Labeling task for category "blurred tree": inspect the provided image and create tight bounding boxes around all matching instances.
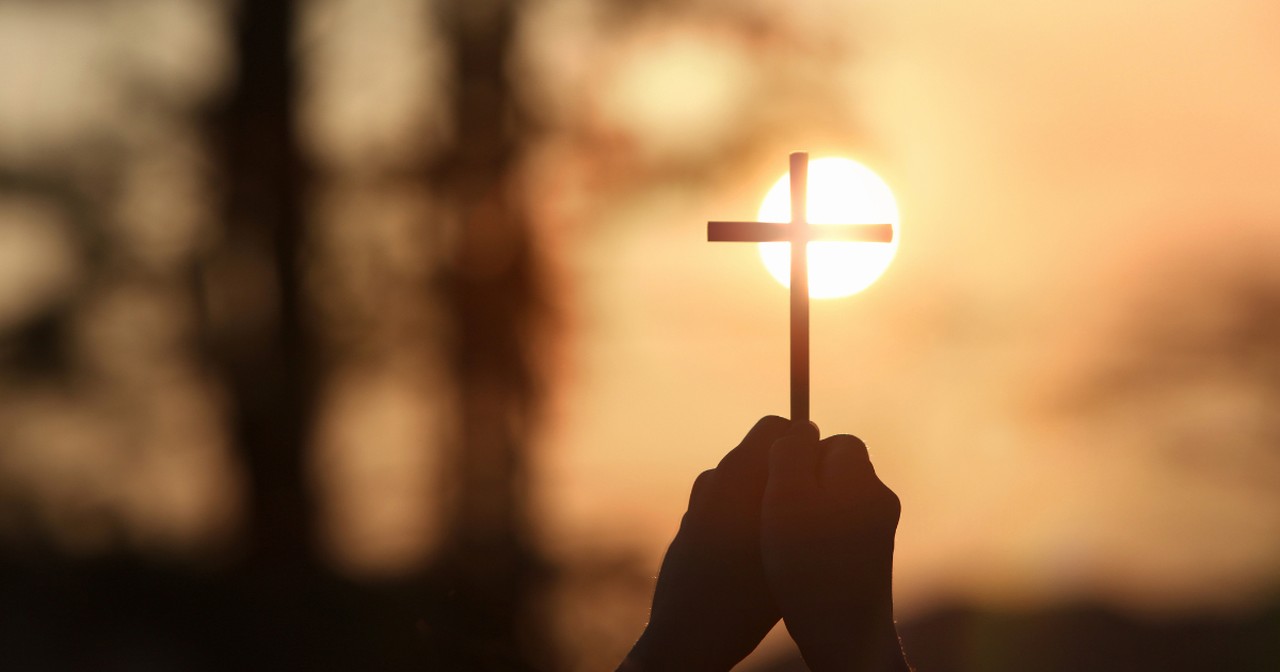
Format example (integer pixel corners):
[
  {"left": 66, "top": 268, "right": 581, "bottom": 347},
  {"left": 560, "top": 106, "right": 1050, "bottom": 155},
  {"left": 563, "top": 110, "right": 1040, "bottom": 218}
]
[
  {"left": 423, "top": 1, "right": 557, "bottom": 669},
  {"left": 200, "top": 0, "right": 317, "bottom": 573}
]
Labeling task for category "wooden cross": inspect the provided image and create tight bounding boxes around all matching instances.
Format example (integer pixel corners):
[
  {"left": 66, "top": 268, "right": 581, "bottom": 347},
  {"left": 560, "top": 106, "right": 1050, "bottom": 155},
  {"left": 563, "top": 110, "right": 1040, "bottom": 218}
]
[{"left": 707, "top": 152, "right": 894, "bottom": 423}]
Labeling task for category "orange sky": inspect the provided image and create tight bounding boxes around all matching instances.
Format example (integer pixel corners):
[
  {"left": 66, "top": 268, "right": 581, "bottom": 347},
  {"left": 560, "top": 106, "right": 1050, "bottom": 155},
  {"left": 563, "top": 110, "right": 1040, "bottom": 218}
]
[{"left": 540, "top": 0, "right": 1280, "bottom": 619}]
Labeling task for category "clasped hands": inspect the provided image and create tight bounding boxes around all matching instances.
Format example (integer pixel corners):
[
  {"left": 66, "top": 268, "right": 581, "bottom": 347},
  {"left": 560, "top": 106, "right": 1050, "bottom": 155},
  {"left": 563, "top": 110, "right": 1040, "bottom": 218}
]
[{"left": 618, "top": 417, "right": 910, "bottom": 672}]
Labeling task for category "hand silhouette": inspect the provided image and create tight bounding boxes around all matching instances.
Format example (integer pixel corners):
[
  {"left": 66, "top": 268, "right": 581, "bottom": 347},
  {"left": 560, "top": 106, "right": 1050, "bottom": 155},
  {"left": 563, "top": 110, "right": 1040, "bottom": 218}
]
[
  {"left": 619, "top": 416, "right": 790, "bottom": 672},
  {"left": 763, "top": 424, "right": 910, "bottom": 672}
]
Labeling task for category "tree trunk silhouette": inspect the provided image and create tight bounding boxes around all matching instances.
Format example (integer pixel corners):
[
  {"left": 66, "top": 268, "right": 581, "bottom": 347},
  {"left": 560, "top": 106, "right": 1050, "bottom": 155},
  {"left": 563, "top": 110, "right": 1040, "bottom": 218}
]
[
  {"left": 201, "top": 0, "right": 316, "bottom": 574},
  {"left": 429, "top": 1, "right": 556, "bottom": 668}
]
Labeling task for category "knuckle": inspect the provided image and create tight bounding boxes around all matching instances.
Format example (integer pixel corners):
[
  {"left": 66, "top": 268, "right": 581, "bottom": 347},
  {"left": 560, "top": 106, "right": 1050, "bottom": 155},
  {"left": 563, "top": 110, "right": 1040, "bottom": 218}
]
[
  {"left": 757, "top": 415, "right": 791, "bottom": 434},
  {"left": 687, "top": 469, "right": 719, "bottom": 509},
  {"left": 691, "top": 469, "right": 717, "bottom": 496},
  {"left": 720, "top": 416, "right": 790, "bottom": 471},
  {"left": 717, "top": 448, "right": 746, "bottom": 472}
]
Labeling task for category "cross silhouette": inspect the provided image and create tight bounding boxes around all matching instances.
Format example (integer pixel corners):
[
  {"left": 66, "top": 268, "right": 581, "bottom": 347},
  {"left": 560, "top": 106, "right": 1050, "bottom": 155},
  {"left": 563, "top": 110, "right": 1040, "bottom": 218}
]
[{"left": 707, "top": 152, "right": 894, "bottom": 423}]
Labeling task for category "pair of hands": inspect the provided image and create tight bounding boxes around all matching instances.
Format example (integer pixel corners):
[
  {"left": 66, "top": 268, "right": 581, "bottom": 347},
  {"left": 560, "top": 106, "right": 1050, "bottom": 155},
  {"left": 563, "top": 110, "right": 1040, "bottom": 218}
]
[{"left": 619, "top": 417, "right": 909, "bottom": 672}]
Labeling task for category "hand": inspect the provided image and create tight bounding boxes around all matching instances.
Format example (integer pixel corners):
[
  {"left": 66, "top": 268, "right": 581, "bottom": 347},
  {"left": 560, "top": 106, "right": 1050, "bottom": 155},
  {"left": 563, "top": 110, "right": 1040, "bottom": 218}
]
[
  {"left": 621, "top": 416, "right": 791, "bottom": 672},
  {"left": 762, "top": 424, "right": 910, "bottom": 672}
]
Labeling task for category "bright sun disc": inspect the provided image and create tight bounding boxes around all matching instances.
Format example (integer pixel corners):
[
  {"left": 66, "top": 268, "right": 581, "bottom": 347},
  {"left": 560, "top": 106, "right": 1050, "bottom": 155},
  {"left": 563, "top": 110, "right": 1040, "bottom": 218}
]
[{"left": 757, "top": 157, "right": 900, "bottom": 299}]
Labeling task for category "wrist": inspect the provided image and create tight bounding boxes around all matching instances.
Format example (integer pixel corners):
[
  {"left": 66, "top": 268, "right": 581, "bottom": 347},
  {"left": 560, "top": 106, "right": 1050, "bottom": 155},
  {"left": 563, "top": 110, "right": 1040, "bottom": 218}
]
[
  {"left": 797, "top": 638, "right": 910, "bottom": 672},
  {"left": 789, "top": 613, "right": 909, "bottom": 672},
  {"left": 622, "top": 626, "right": 738, "bottom": 672}
]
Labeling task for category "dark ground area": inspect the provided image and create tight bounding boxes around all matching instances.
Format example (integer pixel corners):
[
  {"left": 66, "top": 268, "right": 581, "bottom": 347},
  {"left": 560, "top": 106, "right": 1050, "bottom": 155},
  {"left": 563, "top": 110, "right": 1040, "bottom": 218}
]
[
  {"left": 0, "top": 553, "right": 550, "bottom": 672},
  {"left": 5, "top": 552, "right": 1278, "bottom": 671},
  {"left": 751, "top": 600, "right": 1280, "bottom": 672}
]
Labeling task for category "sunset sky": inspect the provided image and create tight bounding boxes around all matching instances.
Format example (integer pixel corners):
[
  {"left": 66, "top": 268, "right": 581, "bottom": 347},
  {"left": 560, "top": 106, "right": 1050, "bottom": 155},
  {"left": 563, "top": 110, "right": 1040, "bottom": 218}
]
[{"left": 536, "top": 0, "right": 1280, "bottom": 617}]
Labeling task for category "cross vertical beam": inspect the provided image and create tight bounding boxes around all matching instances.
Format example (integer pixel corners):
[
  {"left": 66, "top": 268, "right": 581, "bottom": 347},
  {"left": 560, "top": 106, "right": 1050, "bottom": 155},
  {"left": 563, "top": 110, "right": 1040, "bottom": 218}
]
[{"left": 789, "top": 152, "right": 810, "bottom": 423}]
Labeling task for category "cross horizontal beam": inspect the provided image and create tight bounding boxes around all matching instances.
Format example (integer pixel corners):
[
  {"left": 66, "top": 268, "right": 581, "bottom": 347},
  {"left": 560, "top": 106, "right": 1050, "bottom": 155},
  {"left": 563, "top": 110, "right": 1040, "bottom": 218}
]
[{"left": 707, "top": 220, "right": 894, "bottom": 243}]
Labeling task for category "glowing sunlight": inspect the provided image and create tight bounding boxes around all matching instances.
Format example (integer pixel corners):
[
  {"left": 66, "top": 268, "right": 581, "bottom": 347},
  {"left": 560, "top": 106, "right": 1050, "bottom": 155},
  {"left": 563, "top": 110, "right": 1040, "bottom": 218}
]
[{"left": 757, "top": 157, "right": 900, "bottom": 298}]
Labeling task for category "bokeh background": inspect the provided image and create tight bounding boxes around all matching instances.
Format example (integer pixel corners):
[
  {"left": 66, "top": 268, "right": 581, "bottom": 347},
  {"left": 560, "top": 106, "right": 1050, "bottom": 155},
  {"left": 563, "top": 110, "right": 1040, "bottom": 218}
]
[{"left": 2, "top": 0, "right": 1279, "bottom": 670}]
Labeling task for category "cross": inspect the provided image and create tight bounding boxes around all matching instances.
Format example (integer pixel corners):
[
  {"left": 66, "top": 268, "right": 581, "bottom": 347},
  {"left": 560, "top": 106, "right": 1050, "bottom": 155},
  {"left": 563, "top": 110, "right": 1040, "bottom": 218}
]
[{"left": 707, "top": 152, "right": 894, "bottom": 423}]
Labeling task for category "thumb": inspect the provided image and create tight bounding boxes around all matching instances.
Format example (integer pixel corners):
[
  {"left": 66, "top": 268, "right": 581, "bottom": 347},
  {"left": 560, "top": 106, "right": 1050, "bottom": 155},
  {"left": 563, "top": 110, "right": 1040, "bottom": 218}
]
[
  {"left": 767, "top": 421, "right": 822, "bottom": 492},
  {"left": 716, "top": 415, "right": 790, "bottom": 479}
]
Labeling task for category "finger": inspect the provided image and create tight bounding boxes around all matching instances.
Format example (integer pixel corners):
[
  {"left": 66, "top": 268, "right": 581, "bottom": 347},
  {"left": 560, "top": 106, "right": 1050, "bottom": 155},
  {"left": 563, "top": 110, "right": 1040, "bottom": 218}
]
[
  {"left": 767, "top": 422, "right": 822, "bottom": 491},
  {"left": 717, "top": 415, "right": 790, "bottom": 477},
  {"left": 819, "top": 434, "right": 880, "bottom": 492}
]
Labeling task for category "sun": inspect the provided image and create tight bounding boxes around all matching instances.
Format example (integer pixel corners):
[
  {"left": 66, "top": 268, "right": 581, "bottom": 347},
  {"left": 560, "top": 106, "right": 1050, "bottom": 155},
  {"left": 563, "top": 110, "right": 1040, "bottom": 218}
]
[{"left": 757, "top": 157, "right": 900, "bottom": 299}]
